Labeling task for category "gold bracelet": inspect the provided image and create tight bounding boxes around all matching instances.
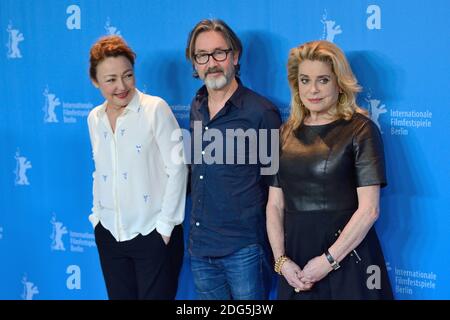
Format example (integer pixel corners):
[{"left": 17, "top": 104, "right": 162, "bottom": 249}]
[{"left": 274, "top": 255, "right": 289, "bottom": 275}]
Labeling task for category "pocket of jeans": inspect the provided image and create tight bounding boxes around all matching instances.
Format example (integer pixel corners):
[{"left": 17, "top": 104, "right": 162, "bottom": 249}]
[{"left": 240, "top": 243, "right": 262, "bottom": 256}]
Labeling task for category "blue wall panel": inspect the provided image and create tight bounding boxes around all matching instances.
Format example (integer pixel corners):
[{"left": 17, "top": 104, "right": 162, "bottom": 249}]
[{"left": 1, "top": 0, "right": 448, "bottom": 299}]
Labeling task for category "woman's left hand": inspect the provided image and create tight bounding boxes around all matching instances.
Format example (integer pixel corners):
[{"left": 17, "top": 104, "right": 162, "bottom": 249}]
[
  {"left": 161, "top": 234, "right": 170, "bottom": 245},
  {"left": 300, "top": 254, "right": 333, "bottom": 284}
]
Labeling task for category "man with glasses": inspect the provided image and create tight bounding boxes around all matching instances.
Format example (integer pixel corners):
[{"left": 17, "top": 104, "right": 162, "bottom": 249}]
[{"left": 185, "top": 19, "right": 281, "bottom": 300}]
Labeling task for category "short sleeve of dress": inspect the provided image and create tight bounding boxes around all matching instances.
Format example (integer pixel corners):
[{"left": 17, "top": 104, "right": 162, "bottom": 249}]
[
  {"left": 353, "top": 119, "right": 387, "bottom": 188},
  {"left": 267, "top": 173, "right": 281, "bottom": 188}
]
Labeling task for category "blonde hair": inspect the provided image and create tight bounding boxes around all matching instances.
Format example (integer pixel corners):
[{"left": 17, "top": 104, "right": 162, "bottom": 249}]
[{"left": 283, "top": 40, "right": 367, "bottom": 142}]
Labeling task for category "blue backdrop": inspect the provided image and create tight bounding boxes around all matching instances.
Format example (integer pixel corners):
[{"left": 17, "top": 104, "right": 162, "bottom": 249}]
[{"left": 1, "top": 0, "right": 449, "bottom": 300}]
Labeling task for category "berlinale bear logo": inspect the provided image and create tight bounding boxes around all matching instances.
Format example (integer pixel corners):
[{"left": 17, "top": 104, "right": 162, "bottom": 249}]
[{"left": 6, "top": 22, "right": 24, "bottom": 59}]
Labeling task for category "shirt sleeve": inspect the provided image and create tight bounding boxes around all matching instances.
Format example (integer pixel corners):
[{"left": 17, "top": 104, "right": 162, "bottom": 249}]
[
  {"left": 353, "top": 119, "right": 387, "bottom": 188},
  {"left": 152, "top": 99, "right": 188, "bottom": 237},
  {"left": 87, "top": 111, "right": 100, "bottom": 228}
]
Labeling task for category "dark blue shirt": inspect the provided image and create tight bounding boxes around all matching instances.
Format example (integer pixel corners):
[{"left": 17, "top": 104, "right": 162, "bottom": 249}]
[{"left": 189, "top": 80, "right": 282, "bottom": 257}]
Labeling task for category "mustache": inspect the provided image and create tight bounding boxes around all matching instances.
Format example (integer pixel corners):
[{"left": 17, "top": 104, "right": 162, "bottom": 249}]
[{"left": 205, "top": 67, "right": 224, "bottom": 76}]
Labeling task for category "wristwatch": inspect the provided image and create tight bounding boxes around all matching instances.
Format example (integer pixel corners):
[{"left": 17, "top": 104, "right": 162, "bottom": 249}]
[{"left": 325, "top": 249, "right": 340, "bottom": 270}]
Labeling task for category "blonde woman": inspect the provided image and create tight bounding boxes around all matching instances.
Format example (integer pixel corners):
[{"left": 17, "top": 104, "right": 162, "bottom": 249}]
[{"left": 267, "top": 40, "right": 393, "bottom": 299}]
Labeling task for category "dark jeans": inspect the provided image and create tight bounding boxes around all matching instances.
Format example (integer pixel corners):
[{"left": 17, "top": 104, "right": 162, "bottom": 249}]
[
  {"left": 190, "top": 244, "right": 272, "bottom": 300},
  {"left": 95, "top": 222, "right": 184, "bottom": 300}
]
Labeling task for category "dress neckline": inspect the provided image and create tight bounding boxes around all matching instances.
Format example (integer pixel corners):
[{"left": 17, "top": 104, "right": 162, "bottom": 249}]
[{"left": 302, "top": 118, "right": 342, "bottom": 127}]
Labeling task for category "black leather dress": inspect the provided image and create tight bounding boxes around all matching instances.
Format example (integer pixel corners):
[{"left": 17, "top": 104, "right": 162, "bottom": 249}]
[{"left": 272, "top": 113, "right": 393, "bottom": 299}]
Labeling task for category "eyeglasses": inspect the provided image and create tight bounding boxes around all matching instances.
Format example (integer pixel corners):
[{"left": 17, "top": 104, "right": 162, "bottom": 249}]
[{"left": 194, "top": 48, "right": 233, "bottom": 65}]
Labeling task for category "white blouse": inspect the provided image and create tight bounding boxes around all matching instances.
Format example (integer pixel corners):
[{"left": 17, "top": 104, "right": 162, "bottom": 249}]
[{"left": 87, "top": 89, "right": 187, "bottom": 242}]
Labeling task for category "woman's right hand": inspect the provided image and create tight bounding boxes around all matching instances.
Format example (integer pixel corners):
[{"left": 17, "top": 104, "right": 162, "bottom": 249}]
[{"left": 281, "top": 259, "right": 314, "bottom": 292}]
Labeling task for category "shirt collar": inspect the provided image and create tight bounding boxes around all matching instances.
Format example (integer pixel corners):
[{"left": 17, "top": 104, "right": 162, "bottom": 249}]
[
  {"left": 98, "top": 88, "right": 140, "bottom": 115},
  {"left": 194, "top": 78, "right": 245, "bottom": 111},
  {"left": 228, "top": 78, "right": 246, "bottom": 108}
]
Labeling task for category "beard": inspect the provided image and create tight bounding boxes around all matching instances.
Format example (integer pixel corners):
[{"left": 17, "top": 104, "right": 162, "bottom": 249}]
[
  {"left": 204, "top": 74, "right": 228, "bottom": 90},
  {"left": 202, "top": 66, "right": 234, "bottom": 90}
]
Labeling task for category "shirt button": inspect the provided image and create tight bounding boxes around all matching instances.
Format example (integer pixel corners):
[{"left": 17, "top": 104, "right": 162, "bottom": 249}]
[
  {"left": 201, "top": 151, "right": 205, "bottom": 155},
  {"left": 199, "top": 175, "right": 204, "bottom": 180},
  {"left": 195, "top": 222, "right": 200, "bottom": 227},
  {"left": 205, "top": 126, "right": 209, "bottom": 130}
]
